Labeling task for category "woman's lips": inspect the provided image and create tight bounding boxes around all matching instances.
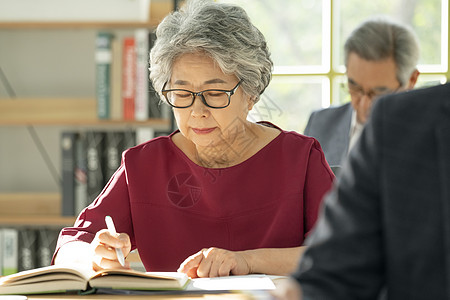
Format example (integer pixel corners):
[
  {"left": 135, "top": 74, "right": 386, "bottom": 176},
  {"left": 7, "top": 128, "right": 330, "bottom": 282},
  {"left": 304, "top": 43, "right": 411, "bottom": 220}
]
[{"left": 192, "top": 127, "right": 215, "bottom": 134}]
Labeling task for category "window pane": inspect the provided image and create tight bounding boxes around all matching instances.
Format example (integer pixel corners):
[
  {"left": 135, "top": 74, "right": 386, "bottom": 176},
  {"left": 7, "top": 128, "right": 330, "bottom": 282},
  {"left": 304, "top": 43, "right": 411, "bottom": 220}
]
[
  {"left": 219, "top": 0, "right": 329, "bottom": 73},
  {"left": 334, "top": 0, "right": 446, "bottom": 72},
  {"left": 249, "top": 76, "right": 328, "bottom": 133},
  {"left": 332, "top": 76, "right": 350, "bottom": 106}
]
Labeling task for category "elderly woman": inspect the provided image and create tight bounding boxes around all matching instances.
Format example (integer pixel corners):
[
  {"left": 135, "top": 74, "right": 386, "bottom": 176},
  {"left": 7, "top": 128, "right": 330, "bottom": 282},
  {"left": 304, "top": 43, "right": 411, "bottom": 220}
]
[{"left": 53, "top": 0, "right": 334, "bottom": 278}]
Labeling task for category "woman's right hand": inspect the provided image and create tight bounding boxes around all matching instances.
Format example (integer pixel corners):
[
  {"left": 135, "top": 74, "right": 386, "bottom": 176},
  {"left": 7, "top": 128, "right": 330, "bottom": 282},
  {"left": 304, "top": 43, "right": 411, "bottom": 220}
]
[{"left": 91, "top": 229, "right": 132, "bottom": 271}]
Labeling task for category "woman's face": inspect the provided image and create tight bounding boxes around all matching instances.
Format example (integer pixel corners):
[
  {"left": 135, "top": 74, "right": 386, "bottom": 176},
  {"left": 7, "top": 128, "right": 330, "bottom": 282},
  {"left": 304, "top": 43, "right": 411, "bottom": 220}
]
[{"left": 169, "top": 52, "right": 253, "bottom": 148}]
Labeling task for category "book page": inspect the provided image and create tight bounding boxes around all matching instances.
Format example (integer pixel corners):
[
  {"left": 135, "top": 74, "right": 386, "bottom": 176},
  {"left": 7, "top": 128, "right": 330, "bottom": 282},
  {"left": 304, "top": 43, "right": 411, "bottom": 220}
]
[
  {"left": 0, "top": 264, "right": 94, "bottom": 285},
  {"left": 187, "top": 274, "right": 276, "bottom": 291},
  {"left": 0, "top": 264, "right": 94, "bottom": 295},
  {"left": 88, "top": 270, "right": 189, "bottom": 290}
]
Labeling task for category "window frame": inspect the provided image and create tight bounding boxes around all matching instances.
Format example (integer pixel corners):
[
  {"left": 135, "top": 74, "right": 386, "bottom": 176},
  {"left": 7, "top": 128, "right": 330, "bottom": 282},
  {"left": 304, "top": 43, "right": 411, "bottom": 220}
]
[{"left": 271, "top": 0, "right": 450, "bottom": 108}]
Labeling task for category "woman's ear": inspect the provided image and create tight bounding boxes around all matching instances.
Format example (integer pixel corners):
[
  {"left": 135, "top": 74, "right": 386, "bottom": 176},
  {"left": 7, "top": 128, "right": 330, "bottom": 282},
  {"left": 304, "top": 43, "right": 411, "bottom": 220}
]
[{"left": 247, "top": 96, "right": 256, "bottom": 111}]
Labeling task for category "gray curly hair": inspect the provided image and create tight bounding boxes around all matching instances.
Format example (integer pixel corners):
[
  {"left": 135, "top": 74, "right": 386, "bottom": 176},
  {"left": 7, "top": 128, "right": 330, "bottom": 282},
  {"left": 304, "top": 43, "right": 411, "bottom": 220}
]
[
  {"left": 344, "top": 17, "right": 420, "bottom": 86},
  {"left": 150, "top": 0, "right": 273, "bottom": 104}
]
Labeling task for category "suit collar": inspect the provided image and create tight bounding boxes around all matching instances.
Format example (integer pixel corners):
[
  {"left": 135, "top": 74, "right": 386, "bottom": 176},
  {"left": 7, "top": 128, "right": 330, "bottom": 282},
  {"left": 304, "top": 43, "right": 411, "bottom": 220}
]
[{"left": 443, "top": 98, "right": 450, "bottom": 116}]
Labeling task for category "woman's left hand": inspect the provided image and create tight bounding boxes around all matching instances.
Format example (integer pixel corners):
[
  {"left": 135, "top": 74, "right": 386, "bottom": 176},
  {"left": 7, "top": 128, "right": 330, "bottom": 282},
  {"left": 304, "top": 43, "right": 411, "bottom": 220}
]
[{"left": 177, "top": 247, "right": 251, "bottom": 278}]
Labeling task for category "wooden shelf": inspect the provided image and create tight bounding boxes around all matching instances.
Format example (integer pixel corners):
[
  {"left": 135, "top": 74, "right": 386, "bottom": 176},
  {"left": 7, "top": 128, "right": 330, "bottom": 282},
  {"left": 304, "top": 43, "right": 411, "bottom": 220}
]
[
  {"left": 0, "top": 1, "right": 173, "bottom": 30},
  {"left": 0, "top": 216, "right": 76, "bottom": 227},
  {"left": 0, "top": 98, "right": 170, "bottom": 127},
  {"left": 0, "top": 21, "right": 156, "bottom": 30},
  {"left": 0, "top": 193, "right": 76, "bottom": 227}
]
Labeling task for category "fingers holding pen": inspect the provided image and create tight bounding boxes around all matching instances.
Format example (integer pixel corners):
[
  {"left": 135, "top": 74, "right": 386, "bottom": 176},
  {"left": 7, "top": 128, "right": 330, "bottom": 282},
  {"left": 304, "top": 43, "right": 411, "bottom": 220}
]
[{"left": 91, "top": 229, "right": 131, "bottom": 271}]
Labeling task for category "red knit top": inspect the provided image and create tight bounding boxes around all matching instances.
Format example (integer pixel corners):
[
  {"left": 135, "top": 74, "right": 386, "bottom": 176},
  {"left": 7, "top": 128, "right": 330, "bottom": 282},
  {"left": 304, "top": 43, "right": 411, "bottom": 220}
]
[{"left": 55, "top": 124, "right": 334, "bottom": 271}]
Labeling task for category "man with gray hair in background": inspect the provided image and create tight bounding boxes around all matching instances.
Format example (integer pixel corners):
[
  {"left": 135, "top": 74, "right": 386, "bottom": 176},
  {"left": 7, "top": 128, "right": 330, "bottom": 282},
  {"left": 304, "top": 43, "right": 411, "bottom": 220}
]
[{"left": 303, "top": 17, "right": 420, "bottom": 170}]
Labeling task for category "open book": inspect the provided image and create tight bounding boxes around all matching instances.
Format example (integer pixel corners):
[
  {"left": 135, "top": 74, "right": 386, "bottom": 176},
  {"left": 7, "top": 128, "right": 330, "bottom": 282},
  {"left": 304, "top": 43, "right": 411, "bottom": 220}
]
[{"left": 0, "top": 264, "right": 190, "bottom": 295}]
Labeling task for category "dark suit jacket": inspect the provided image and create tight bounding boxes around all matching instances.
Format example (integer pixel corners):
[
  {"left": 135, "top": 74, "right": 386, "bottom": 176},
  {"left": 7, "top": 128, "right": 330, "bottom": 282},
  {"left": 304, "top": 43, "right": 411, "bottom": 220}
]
[
  {"left": 304, "top": 103, "right": 353, "bottom": 167},
  {"left": 293, "top": 83, "right": 450, "bottom": 299}
]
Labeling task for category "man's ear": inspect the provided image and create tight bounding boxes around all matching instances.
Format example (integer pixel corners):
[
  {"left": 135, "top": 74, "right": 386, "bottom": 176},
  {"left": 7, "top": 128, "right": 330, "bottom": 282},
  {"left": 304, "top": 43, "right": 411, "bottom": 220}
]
[{"left": 407, "top": 69, "right": 420, "bottom": 89}]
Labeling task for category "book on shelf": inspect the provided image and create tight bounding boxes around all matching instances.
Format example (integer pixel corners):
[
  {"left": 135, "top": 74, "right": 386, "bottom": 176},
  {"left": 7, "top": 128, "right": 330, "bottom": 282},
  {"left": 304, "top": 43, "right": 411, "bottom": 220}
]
[
  {"left": 94, "top": 31, "right": 171, "bottom": 122},
  {"left": 74, "top": 131, "right": 88, "bottom": 215},
  {"left": 86, "top": 131, "right": 106, "bottom": 203},
  {"left": 136, "top": 127, "right": 155, "bottom": 145},
  {"left": 18, "top": 228, "right": 37, "bottom": 272},
  {"left": 148, "top": 30, "right": 163, "bottom": 119},
  {"left": 61, "top": 129, "right": 138, "bottom": 216},
  {"left": 104, "top": 131, "right": 125, "bottom": 182},
  {"left": 122, "top": 36, "right": 136, "bottom": 120},
  {"left": 61, "top": 131, "right": 77, "bottom": 216},
  {"left": 135, "top": 28, "right": 150, "bottom": 121},
  {"left": 36, "top": 228, "right": 60, "bottom": 268},
  {"left": 95, "top": 32, "right": 114, "bottom": 119},
  {"left": 0, "top": 230, "right": 2, "bottom": 275},
  {"left": 0, "top": 265, "right": 190, "bottom": 295},
  {"left": 123, "top": 129, "right": 137, "bottom": 151},
  {"left": 1, "top": 228, "right": 61, "bottom": 275},
  {"left": 2, "top": 228, "right": 18, "bottom": 276},
  {"left": 110, "top": 36, "right": 123, "bottom": 120}
]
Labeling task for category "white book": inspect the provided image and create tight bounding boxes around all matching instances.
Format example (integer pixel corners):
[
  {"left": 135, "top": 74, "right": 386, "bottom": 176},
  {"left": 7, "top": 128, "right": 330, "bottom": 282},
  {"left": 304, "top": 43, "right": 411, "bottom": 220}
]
[
  {"left": 0, "top": 229, "right": 3, "bottom": 275},
  {"left": 134, "top": 29, "right": 150, "bottom": 121},
  {"left": 2, "top": 228, "right": 18, "bottom": 276},
  {"left": 136, "top": 127, "right": 155, "bottom": 145}
]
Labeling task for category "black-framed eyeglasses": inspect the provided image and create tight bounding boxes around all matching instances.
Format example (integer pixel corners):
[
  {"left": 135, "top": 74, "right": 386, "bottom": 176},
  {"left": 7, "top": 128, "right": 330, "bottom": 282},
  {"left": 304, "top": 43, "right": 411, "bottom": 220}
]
[{"left": 161, "top": 80, "right": 242, "bottom": 109}]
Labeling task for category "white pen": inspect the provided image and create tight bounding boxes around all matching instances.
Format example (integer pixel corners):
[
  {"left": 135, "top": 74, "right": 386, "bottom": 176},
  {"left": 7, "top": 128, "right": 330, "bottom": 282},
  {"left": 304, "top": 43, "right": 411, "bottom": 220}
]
[{"left": 105, "top": 215, "right": 126, "bottom": 267}]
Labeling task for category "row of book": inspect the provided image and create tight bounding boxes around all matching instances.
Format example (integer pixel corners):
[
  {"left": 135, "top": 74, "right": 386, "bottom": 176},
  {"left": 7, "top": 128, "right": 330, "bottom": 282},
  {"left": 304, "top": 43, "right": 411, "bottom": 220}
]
[
  {"left": 61, "top": 128, "right": 169, "bottom": 217},
  {"left": 96, "top": 29, "right": 170, "bottom": 121},
  {"left": 0, "top": 227, "right": 60, "bottom": 276}
]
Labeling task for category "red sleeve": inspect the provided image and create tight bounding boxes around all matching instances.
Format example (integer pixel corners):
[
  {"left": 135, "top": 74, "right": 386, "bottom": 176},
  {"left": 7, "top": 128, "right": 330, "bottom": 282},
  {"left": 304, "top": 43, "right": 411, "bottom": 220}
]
[
  {"left": 52, "top": 163, "right": 135, "bottom": 263},
  {"left": 303, "top": 139, "right": 335, "bottom": 238}
]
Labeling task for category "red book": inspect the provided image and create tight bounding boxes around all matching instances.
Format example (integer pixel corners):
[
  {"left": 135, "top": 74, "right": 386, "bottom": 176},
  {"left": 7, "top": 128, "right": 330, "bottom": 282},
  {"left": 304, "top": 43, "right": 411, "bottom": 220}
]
[{"left": 122, "top": 37, "right": 136, "bottom": 120}]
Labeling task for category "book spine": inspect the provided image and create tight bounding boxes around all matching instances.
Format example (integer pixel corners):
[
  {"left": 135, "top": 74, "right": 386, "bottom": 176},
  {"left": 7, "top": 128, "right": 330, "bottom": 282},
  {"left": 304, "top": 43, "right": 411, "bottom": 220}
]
[
  {"left": 86, "top": 131, "right": 105, "bottom": 203},
  {"left": 148, "top": 30, "right": 162, "bottom": 119},
  {"left": 0, "top": 229, "right": 3, "bottom": 275},
  {"left": 95, "top": 32, "right": 114, "bottom": 119},
  {"left": 122, "top": 37, "right": 136, "bottom": 120},
  {"left": 74, "top": 132, "right": 88, "bottom": 215},
  {"left": 2, "top": 228, "right": 18, "bottom": 276},
  {"left": 123, "top": 129, "right": 137, "bottom": 152},
  {"left": 110, "top": 37, "right": 123, "bottom": 120},
  {"left": 134, "top": 29, "right": 149, "bottom": 121},
  {"left": 136, "top": 127, "right": 155, "bottom": 145},
  {"left": 104, "top": 131, "right": 124, "bottom": 184},
  {"left": 36, "top": 228, "right": 60, "bottom": 268},
  {"left": 18, "top": 228, "right": 37, "bottom": 271},
  {"left": 61, "top": 131, "right": 77, "bottom": 216}
]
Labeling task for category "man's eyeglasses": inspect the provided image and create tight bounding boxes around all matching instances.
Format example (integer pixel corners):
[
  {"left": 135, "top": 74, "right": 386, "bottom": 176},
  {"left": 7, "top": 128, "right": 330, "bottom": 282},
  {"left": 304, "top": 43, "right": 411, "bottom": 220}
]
[
  {"left": 161, "top": 80, "right": 242, "bottom": 109},
  {"left": 345, "top": 78, "right": 401, "bottom": 100}
]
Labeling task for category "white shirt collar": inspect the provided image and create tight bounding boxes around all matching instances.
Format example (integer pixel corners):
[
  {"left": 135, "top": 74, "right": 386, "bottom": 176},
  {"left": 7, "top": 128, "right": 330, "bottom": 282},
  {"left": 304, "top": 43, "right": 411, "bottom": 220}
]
[{"left": 349, "top": 110, "right": 364, "bottom": 151}]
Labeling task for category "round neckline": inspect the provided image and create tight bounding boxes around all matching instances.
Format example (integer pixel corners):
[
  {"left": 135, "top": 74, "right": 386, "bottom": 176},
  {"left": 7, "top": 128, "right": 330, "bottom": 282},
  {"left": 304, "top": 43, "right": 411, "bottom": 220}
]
[{"left": 168, "top": 122, "right": 283, "bottom": 170}]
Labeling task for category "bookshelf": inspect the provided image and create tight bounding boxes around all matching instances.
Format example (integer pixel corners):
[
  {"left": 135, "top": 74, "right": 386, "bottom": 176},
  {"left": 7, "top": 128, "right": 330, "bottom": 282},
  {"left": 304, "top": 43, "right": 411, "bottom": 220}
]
[
  {"left": 0, "top": 1, "right": 172, "bottom": 30},
  {"left": 0, "top": 1, "right": 174, "bottom": 227},
  {"left": 0, "top": 98, "right": 170, "bottom": 127}
]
